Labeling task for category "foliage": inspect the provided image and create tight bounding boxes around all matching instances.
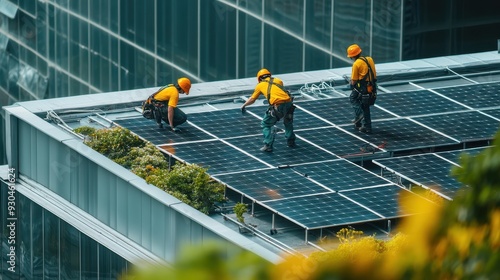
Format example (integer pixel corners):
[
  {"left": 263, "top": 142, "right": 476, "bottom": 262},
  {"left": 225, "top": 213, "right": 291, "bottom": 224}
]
[
  {"left": 161, "top": 163, "right": 225, "bottom": 214},
  {"left": 85, "top": 126, "right": 144, "bottom": 160},
  {"left": 122, "top": 242, "right": 273, "bottom": 280},
  {"left": 74, "top": 125, "right": 96, "bottom": 136},
  {"left": 78, "top": 126, "right": 225, "bottom": 215},
  {"left": 115, "top": 142, "right": 168, "bottom": 171},
  {"left": 234, "top": 203, "right": 248, "bottom": 224},
  {"left": 336, "top": 227, "right": 364, "bottom": 244}
]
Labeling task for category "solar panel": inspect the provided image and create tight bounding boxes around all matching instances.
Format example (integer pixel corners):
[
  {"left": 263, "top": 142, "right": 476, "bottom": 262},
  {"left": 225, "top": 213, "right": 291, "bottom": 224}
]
[
  {"left": 295, "top": 98, "right": 395, "bottom": 125},
  {"left": 291, "top": 160, "right": 392, "bottom": 191},
  {"left": 413, "top": 111, "right": 499, "bottom": 141},
  {"left": 246, "top": 105, "right": 333, "bottom": 131},
  {"left": 339, "top": 185, "right": 436, "bottom": 219},
  {"left": 225, "top": 135, "right": 338, "bottom": 167},
  {"left": 434, "top": 82, "right": 500, "bottom": 109},
  {"left": 296, "top": 127, "right": 386, "bottom": 158},
  {"left": 262, "top": 192, "right": 382, "bottom": 229},
  {"left": 481, "top": 108, "right": 500, "bottom": 120},
  {"left": 187, "top": 109, "right": 263, "bottom": 138},
  {"left": 435, "top": 147, "right": 488, "bottom": 164},
  {"left": 114, "top": 117, "right": 212, "bottom": 145},
  {"left": 213, "top": 168, "right": 332, "bottom": 202},
  {"left": 375, "top": 90, "right": 468, "bottom": 117},
  {"left": 158, "top": 140, "right": 269, "bottom": 175},
  {"left": 373, "top": 154, "right": 465, "bottom": 199},
  {"left": 341, "top": 118, "right": 458, "bottom": 152}
]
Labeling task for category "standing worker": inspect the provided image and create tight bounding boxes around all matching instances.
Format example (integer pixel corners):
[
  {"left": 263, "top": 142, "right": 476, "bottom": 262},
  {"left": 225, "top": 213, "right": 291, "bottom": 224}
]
[
  {"left": 151, "top": 77, "right": 191, "bottom": 132},
  {"left": 241, "top": 69, "right": 296, "bottom": 152},
  {"left": 347, "top": 44, "right": 377, "bottom": 134}
]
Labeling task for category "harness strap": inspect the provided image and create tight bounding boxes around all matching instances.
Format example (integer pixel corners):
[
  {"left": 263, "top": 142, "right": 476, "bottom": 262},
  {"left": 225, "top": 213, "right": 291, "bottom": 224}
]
[{"left": 265, "top": 78, "right": 291, "bottom": 105}]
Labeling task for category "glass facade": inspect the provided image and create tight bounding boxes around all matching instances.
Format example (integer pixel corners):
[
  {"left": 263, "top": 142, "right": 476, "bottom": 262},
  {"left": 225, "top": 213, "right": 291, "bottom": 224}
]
[{"left": 0, "top": 180, "right": 130, "bottom": 279}]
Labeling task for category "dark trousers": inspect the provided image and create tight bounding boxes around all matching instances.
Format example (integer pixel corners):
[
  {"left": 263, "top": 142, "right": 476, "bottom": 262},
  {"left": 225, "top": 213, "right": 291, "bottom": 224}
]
[
  {"left": 261, "top": 101, "right": 296, "bottom": 147},
  {"left": 155, "top": 106, "right": 187, "bottom": 127},
  {"left": 350, "top": 90, "right": 372, "bottom": 129}
]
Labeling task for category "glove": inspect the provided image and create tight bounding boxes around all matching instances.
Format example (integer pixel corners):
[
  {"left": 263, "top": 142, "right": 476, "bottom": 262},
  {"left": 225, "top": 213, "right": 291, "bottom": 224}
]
[
  {"left": 241, "top": 106, "right": 246, "bottom": 114},
  {"left": 171, "top": 126, "right": 181, "bottom": 133}
]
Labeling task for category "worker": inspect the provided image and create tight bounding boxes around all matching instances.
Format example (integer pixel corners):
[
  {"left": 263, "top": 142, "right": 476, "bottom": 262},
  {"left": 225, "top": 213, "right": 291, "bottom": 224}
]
[
  {"left": 151, "top": 77, "right": 191, "bottom": 132},
  {"left": 347, "top": 44, "right": 377, "bottom": 134},
  {"left": 241, "top": 68, "right": 296, "bottom": 152}
]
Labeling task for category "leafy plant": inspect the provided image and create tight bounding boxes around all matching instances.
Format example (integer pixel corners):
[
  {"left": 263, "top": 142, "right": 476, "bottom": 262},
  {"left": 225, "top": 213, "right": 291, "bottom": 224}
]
[
  {"left": 162, "top": 163, "right": 225, "bottom": 214},
  {"left": 78, "top": 126, "right": 225, "bottom": 215},
  {"left": 85, "top": 127, "right": 144, "bottom": 160},
  {"left": 74, "top": 125, "right": 96, "bottom": 136},
  {"left": 234, "top": 203, "right": 248, "bottom": 224}
]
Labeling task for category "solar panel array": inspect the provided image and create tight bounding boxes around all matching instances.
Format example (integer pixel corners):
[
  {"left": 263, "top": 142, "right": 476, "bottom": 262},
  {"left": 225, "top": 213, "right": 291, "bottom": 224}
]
[{"left": 114, "top": 81, "right": 499, "bottom": 235}]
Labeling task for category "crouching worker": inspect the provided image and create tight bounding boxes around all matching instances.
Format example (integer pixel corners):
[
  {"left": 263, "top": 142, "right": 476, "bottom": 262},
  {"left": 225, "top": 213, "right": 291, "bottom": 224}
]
[
  {"left": 241, "top": 68, "right": 296, "bottom": 152},
  {"left": 148, "top": 77, "right": 191, "bottom": 132}
]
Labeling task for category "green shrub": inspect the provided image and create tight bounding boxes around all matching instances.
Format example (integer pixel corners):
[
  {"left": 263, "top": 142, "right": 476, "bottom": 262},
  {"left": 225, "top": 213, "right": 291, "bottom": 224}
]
[
  {"left": 234, "top": 203, "right": 248, "bottom": 224},
  {"left": 79, "top": 126, "right": 226, "bottom": 215},
  {"left": 86, "top": 127, "right": 144, "bottom": 160},
  {"left": 74, "top": 126, "right": 96, "bottom": 136},
  {"left": 163, "top": 163, "right": 225, "bottom": 214}
]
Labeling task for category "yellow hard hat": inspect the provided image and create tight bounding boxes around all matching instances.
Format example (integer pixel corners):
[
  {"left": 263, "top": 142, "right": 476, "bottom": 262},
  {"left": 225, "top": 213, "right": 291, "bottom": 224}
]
[
  {"left": 257, "top": 68, "right": 271, "bottom": 82},
  {"left": 347, "top": 44, "right": 362, "bottom": 58},
  {"left": 177, "top": 77, "right": 191, "bottom": 94}
]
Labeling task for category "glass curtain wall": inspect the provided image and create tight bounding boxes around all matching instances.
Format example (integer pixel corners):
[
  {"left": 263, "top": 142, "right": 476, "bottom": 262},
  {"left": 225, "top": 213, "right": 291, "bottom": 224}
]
[{"left": 0, "top": 180, "right": 130, "bottom": 279}]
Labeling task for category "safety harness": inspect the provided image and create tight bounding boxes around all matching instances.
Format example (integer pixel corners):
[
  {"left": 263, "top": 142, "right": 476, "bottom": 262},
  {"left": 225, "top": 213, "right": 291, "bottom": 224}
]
[{"left": 264, "top": 78, "right": 295, "bottom": 120}]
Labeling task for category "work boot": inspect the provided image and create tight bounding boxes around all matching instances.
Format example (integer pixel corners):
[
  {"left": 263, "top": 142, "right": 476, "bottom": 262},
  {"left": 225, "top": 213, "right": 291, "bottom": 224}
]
[
  {"left": 157, "top": 123, "right": 163, "bottom": 129},
  {"left": 260, "top": 144, "right": 273, "bottom": 152},
  {"left": 359, "top": 127, "right": 372, "bottom": 134},
  {"left": 351, "top": 115, "right": 364, "bottom": 125},
  {"left": 287, "top": 140, "right": 296, "bottom": 148}
]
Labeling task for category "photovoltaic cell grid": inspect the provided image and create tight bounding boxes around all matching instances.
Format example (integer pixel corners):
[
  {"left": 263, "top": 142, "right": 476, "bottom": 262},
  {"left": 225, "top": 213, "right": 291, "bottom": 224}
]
[
  {"left": 296, "top": 127, "right": 386, "bottom": 157},
  {"left": 291, "top": 160, "right": 392, "bottom": 192},
  {"left": 246, "top": 104, "right": 333, "bottom": 130},
  {"left": 375, "top": 90, "right": 469, "bottom": 117},
  {"left": 341, "top": 118, "right": 458, "bottom": 152},
  {"left": 157, "top": 140, "right": 269, "bottom": 175},
  {"left": 413, "top": 111, "right": 500, "bottom": 141},
  {"left": 434, "top": 82, "right": 500, "bottom": 109},
  {"left": 339, "top": 185, "right": 436, "bottom": 219},
  {"left": 262, "top": 192, "right": 382, "bottom": 229},
  {"left": 226, "top": 135, "right": 339, "bottom": 167},
  {"left": 187, "top": 109, "right": 263, "bottom": 138},
  {"left": 114, "top": 117, "right": 213, "bottom": 145},
  {"left": 296, "top": 98, "right": 395, "bottom": 125},
  {"left": 373, "top": 154, "right": 465, "bottom": 199},
  {"left": 213, "top": 168, "right": 331, "bottom": 202},
  {"left": 435, "top": 147, "right": 488, "bottom": 164},
  {"left": 481, "top": 108, "right": 500, "bottom": 120}
]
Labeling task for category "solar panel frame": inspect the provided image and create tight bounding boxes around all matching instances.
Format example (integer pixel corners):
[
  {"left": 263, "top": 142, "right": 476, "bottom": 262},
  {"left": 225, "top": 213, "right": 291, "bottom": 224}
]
[
  {"left": 296, "top": 127, "right": 386, "bottom": 158},
  {"left": 433, "top": 82, "right": 500, "bottom": 109},
  {"left": 339, "top": 118, "right": 459, "bottom": 152},
  {"left": 373, "top": 154, "right": 465, "bottom": 200},
  {"left": 225, "top": 135, "right": 339, "bottom": 167},
  {"left": 375, "top": 90, "right": 469, "bottom": 117},
  {"left": 262, "top": 192, "right": 384, "bottom": 229},
  {"left": 213, "top": 168, "right": 333, "bottom": 202},
  {"left": 291, "top": 159, "right": 392, "bottom": 192},
  {"left": 114, "top": 116, "right": 213, "bottom": 145},
  {"left": 158, "top": 140, "right": 270, "bottom": 175},
  {"left": 412, "top": 111, "right": 499, "bottom": 142},
  {"left": 338, "top": 185, "right": 436, "bottom": 219}
]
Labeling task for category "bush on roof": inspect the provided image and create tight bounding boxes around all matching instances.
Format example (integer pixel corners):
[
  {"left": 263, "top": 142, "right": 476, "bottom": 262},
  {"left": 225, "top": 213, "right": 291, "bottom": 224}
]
[{"left": 76, "top": 125, "right": 225, "bottom": 214}]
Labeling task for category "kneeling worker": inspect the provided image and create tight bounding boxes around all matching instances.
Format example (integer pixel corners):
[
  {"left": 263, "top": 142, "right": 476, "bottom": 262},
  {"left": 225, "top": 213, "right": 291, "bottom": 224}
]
[{"left": 153, "top": 77, "right": 191, "bottom": 132}]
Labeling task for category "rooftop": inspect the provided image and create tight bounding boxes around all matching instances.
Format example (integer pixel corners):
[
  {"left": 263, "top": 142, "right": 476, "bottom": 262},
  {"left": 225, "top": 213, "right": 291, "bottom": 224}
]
[{"left": 5, "top": 51, "right": 500, "bottom": 258}]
